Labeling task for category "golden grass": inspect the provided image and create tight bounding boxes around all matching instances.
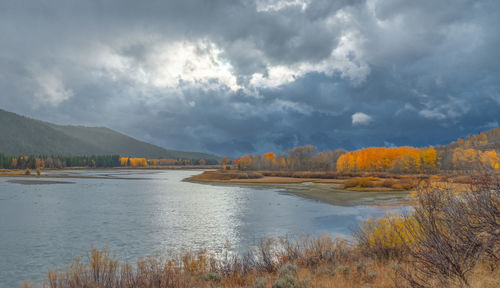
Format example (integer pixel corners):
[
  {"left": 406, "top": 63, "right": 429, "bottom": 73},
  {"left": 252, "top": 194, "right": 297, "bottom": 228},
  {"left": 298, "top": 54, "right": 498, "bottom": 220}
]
[
  {"left": 187, "top": 170, "right": 264, "bottom": 181},
  {"left": 229, "top": 177, "right": 343, "bottom": 183},
  {"left": 188, "top": 170, "right": 345, "bottom": 184},
  {"left": 187, "top": 170, "right": 465, "bottom": 191},
  {"left": 342, "top": 177, "right": 417, "bottom": 191},
  {"left": 26, "top": 233, "right": 498, "bottom": 288},
  {"left": 28, "top": 236, "right": 405, "bottom": 288}
]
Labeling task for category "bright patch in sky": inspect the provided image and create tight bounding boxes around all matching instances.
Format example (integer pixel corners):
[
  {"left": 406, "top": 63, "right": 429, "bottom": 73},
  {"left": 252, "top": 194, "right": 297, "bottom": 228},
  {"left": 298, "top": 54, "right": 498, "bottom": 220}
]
[{"left": 30, "top": 65, "right": 74, "bottom": 106}]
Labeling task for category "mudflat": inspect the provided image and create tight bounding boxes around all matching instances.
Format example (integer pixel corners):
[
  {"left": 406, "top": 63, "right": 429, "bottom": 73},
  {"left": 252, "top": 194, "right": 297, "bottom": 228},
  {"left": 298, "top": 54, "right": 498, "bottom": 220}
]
[{"left": 7, "top": 179, "right": 75, "bottom": 185}]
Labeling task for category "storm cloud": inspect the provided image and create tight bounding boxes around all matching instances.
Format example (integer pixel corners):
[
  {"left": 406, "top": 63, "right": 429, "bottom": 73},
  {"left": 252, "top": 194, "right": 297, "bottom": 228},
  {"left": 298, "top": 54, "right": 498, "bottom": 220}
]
[{"left": 0, "top": 0, "right": 499, "bottom": 157}]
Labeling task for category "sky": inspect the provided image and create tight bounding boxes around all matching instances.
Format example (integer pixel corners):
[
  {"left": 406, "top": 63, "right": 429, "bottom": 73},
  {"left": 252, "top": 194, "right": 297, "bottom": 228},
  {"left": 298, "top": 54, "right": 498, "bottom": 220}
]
[{"left": 0, "top": 0, "right": 499, "bottom": 157}]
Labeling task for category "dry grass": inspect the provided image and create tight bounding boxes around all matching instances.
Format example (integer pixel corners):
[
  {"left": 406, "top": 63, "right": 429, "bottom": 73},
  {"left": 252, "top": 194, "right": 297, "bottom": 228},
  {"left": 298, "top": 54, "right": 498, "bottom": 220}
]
[
  {"left": 186, "top": 170, "right": 345, "bottom": 183},
  {"left": 343, "top": 177, "right": 417, "bottom": 191},
  {"left": 188, "top": 170, "right": 436, "bottom": 189},
  {"left": 28, "top": 230, "right": 498, "bottom": 288},
  {"left": 28, "top": 236, "right": 403, "bottom": 288},
  {"left": 187, "top": 170, "right": 264, "bottom": 181},
  {"left": 260, "top": 171, "right": 342, "bottom": 179}
]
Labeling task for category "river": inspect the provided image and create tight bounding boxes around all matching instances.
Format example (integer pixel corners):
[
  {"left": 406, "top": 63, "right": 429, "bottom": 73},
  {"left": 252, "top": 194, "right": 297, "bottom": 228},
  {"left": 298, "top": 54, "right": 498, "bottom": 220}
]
[{"left": 0, "top": 169, "right": 407, "bottom": 287}]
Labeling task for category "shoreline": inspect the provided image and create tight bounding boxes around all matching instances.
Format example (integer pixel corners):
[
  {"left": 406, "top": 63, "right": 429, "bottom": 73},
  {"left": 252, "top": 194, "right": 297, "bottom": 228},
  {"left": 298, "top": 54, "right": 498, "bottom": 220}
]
[
  {"left": 0, "top": 165, "right": 219, "bottom": 171},
  {"left": 6, "top": 179, "right": 76, "bottom": 185},
  {"left": 0, "top": 173, "right": 150, "bottom": 180},
  {"left": 189, "top": 179, "right": 411, "bottom": 207},
  {"left": 189, "top": 175, "right": 345, "bottom": 184},
  {"left": 0, "top": 167, "right": 215, "bottom": 180},
  {"left": 1, "top": 168, "right": 411, "bottom": 206},
  {"left": 185, "top": 170, "right": 413, "bottom": 190},
  {"left": 186, "top": 171, "right": 411, "bottom": 207}
]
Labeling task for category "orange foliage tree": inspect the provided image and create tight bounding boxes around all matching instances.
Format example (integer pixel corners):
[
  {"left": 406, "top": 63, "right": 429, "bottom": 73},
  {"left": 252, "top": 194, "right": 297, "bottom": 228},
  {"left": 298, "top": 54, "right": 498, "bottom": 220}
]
[
  {"left": 336, "top": 146, "right": 438, "bottom": 173},
  {"left": 120, "top": 157, "right": 148, "bottom": 167}
]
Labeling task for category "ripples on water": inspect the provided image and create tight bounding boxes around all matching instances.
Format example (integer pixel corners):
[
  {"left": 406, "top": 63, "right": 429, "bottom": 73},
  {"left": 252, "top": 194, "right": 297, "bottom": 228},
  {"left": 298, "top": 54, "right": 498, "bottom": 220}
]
[{"left": 0, "top": 170, "right": 406, "bottom": 287}]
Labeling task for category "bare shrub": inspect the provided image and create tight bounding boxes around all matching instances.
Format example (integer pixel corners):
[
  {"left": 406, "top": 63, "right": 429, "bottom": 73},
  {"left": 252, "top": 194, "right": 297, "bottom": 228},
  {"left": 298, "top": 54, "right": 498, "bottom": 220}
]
[
  {"left": 256, "top": 238, "right": 278, "bottom": 273},
  {"left": 397, "top": 174, "right": 500, "bottom": 287},
  {"left": 382, "top": 179, "right": 398, "bottom": 188}
]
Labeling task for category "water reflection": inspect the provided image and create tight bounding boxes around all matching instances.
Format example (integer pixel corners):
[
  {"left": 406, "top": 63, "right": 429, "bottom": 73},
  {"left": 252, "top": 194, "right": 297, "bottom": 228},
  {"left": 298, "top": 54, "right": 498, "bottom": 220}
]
[{"left": 0, "top": 170, "right": 405, "bottom": 287}]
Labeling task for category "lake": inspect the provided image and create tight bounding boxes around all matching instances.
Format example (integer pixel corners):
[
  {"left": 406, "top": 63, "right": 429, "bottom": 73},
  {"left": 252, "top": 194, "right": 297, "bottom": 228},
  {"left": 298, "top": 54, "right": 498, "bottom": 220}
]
[{"left": 0, "top": 170, "right": 407, "bottom": 287}]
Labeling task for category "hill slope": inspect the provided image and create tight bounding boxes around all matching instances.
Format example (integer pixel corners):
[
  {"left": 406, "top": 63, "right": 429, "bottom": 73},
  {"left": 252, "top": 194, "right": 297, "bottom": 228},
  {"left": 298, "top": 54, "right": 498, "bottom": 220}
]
[{"left": 0, "top": 109, "right": 219, "bottom": 161}]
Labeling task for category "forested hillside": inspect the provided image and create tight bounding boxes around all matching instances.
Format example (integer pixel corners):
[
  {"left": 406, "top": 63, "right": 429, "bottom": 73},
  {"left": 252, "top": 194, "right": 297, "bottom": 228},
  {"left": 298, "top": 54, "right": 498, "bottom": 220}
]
[{"left": 0, "top": 109, "right": 219, "bottom": 161}]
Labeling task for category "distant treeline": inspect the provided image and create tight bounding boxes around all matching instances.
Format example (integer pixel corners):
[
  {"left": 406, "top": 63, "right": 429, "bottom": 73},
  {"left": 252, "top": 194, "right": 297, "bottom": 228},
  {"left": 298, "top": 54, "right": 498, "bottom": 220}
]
[
  {"left": 235, "top": 145, "right": 346, "bottom": 171},
  {"left": 149, "top": 158, "right": 218, "bottom": 166},
  {"left": 0, "top": 154, "right": 219, "bottom": 169},
  {"left": 0, "top": 154, "right": 121, "bottom": 169},
  {"left": 119, "top": 157, "right": 218, "bottom": 167},
  {"left": 235, "top": 128, "right": 500, "bottom": 173}
]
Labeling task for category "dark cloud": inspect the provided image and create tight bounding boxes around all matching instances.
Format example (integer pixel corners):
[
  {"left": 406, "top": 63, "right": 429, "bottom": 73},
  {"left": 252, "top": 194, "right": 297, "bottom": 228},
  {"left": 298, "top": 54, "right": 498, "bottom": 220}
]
[{"left": 0, "top": 0, "right": 499, "bottom": 157}]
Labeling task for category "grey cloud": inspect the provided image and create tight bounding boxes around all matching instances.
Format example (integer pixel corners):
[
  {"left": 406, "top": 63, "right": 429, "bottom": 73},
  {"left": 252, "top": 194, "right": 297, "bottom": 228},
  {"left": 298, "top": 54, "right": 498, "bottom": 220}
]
[{"left": 0, "top": 0, "right": 499, "bottom": 157}]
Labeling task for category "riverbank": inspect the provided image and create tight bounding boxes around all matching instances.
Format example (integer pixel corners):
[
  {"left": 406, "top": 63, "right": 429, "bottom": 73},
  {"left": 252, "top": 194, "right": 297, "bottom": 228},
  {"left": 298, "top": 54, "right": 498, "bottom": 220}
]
[
  {"left": 6, "top": 179, "right": 76, "bottom": 185},
  {"left": 187, "top": 170, "right": 344, "bottom": 183},
  {"left": 186, "top": 170, "right": 412, "bottom": 206},
  {"left": 186, "top": 169, "right": 477, "bottom": 189},
  {"left": 0, "top": 167, "right": 217, "bottom": 180},
  {"left": 185, "top": 169, "right": 486, "bottom": 206},
  {"left": 0, "top": 172, "right": 149, "bottom": 180},
  {"left": 0, "top": 165, "right": 218, "bottom": 172}
]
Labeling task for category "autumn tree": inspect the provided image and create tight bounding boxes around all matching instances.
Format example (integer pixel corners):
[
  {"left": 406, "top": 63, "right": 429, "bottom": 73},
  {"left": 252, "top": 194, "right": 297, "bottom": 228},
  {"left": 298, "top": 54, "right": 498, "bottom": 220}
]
[
  {"left": 261, "top": 152, "right": 276, "bottom": 170},
  {"left": 221, "top": 157, "right": 229, "bottom": 170},
  {"left": 420, "top": 147, "right": 437, "bottom": 173},
  {"left": 337, "top": 146, "right": 436, "bottom": 173},
  {"left": 286, "top": 145, "right": 318, "bottom": 170},
  {"left": 120, "top": 157, "right": 148, "bottom": 167},
  {"left": 233, "top": 128, "right": 500, "bottom": 174}
]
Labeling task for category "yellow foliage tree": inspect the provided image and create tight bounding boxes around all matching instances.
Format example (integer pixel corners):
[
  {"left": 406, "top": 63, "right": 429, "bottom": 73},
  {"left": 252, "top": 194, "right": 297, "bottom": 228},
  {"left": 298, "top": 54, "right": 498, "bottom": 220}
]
[
  {"left": 337, "top": 146, "right": 431, "bottom": 173},
  {"left": 120, "top": 157, "right": 148, "bottom": 167},
  {"left": 420, "top": 147, "right": 437, "bottom": 172}
]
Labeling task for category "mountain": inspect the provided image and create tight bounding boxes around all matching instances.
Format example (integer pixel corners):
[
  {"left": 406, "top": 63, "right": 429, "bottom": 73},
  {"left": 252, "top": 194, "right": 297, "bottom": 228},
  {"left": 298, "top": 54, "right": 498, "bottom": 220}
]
[{"left": 0, "top": 109, "right": 219, "bottom": 161}]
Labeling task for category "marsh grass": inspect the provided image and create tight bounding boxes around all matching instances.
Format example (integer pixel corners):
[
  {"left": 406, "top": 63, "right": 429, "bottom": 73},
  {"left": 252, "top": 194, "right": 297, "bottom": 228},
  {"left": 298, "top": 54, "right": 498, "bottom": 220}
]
[
  {"left": 343, "top": 177, "right": 417, "bottom": 191},
  {"left": 29, "top": 236, "right": 399, "bottom": 288}
]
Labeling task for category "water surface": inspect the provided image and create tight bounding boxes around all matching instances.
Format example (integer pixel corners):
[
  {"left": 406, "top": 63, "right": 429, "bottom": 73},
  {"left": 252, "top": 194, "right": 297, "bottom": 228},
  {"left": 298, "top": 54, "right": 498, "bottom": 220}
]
[{"left": 0, "top": 170, "right": 405, "bottom": 287}]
